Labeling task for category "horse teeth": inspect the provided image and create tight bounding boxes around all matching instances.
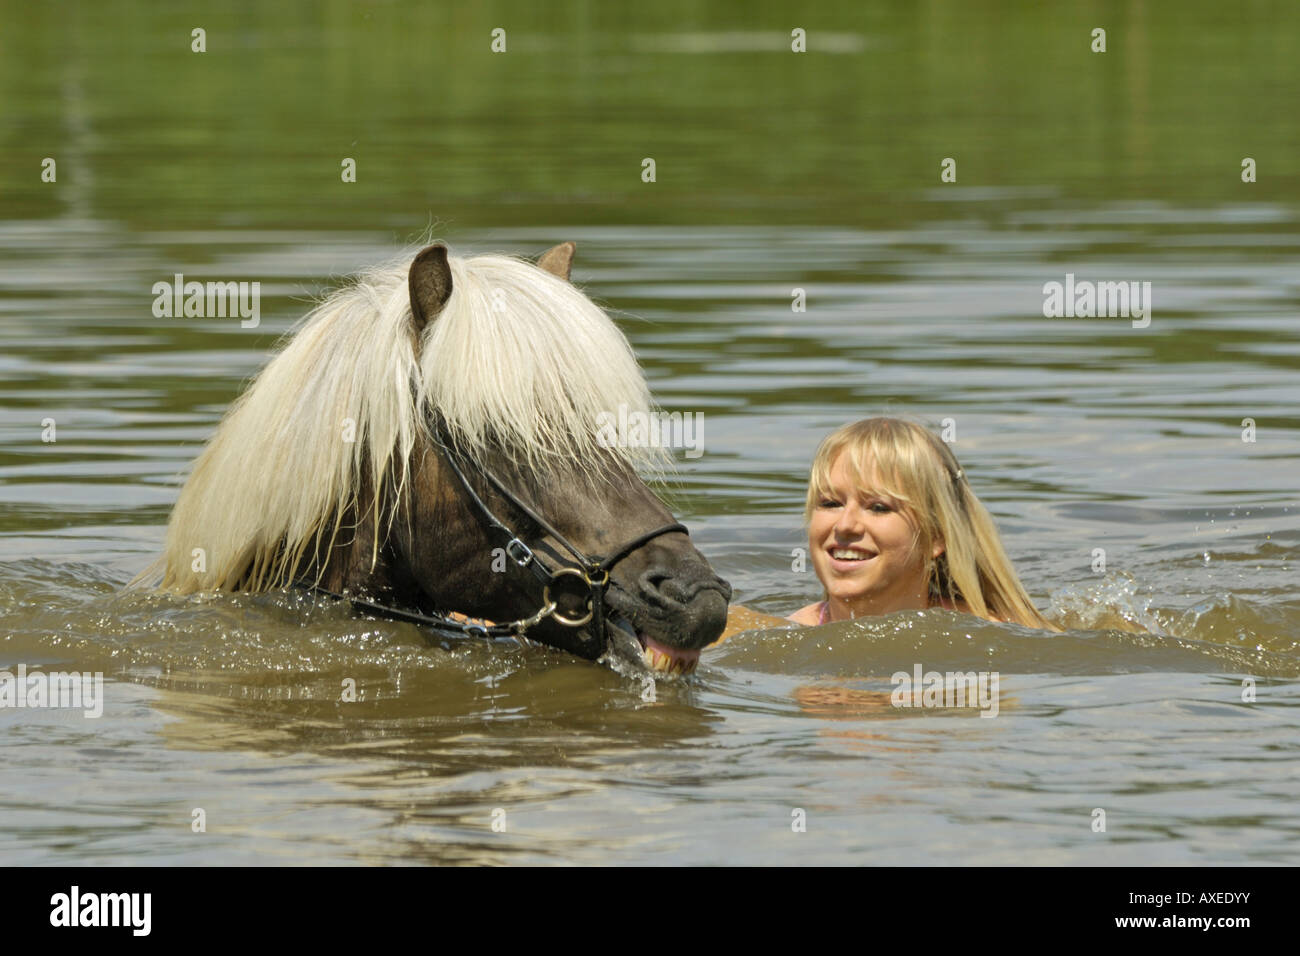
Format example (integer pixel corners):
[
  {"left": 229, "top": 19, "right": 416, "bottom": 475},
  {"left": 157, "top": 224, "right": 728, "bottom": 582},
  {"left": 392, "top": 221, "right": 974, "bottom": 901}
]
[{"left": 642, "top": 642, "right": 698, "bottom": 676}]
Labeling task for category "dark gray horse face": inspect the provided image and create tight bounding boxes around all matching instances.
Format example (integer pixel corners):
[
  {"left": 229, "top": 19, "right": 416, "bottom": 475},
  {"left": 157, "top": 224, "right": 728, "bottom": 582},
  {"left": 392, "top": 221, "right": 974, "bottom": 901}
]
[
  {"left": 393, "top": 241, "right": 731, "bottom": 669},
  {"left": 399, "top": 444, "right": 732, "bottom": 668}
]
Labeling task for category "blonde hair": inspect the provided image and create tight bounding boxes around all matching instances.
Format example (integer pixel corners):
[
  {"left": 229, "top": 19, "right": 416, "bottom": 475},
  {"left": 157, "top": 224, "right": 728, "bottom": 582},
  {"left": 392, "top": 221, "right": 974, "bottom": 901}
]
[
  {"left": 803, "top": 417, "right": 1057, "bottom": 630},
  {"left": 132, "top": 246, "right": 666, "bottom": 594}
]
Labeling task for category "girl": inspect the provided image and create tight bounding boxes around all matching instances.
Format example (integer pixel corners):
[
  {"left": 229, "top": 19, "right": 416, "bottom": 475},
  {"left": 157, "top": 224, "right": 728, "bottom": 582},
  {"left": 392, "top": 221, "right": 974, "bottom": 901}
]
[{"left": 785, "top": 417, "right": 1055, "bottom": 629}]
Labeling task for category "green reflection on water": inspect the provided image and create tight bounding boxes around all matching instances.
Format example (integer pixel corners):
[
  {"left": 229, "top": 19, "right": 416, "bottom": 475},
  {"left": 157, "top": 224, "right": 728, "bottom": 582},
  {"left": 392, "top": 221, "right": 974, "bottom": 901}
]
[{"left": 3, "top": 0, "right": 1298, "bottom": 229}]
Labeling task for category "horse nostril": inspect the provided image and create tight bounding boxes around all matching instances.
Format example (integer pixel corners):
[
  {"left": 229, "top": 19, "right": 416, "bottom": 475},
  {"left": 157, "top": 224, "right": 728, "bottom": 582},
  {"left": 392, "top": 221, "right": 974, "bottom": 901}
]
[
  {"left": 632, "top": 567, "right": 730, "bottom": 647},
  {"left": 639, "top": 566, "right": 730, "bottom": 609},
  {"left": 640, "top": 568, "right": 692, "bottom": 606},
  {"left": 641, "top": 568, "right": 672, "bottom": 593}
]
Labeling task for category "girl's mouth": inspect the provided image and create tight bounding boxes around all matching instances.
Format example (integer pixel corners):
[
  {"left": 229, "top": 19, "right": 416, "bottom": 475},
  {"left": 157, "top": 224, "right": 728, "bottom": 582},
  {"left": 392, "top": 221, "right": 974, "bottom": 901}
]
[{"left": 828, "top": 546, "right": 877, "bottom": 571}]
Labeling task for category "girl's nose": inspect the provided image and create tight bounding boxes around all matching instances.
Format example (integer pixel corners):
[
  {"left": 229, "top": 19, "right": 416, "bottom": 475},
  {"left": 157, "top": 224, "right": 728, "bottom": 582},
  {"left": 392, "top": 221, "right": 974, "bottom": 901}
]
[{"left": 835, "top": 501, "right": 867, "bottom": 536}]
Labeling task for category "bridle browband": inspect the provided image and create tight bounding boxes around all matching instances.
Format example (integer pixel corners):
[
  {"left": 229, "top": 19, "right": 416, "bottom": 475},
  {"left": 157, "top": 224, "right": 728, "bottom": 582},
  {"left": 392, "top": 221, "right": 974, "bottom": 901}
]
[{"left": 303, "top": 423, "right": 687, "bottom": 653}]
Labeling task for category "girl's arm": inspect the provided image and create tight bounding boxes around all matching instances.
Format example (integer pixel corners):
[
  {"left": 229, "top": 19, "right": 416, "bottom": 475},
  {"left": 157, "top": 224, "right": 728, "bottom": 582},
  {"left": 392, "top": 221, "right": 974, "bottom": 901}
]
[{"left": 716, "top": 604, "right": 792, "bottom": 643}]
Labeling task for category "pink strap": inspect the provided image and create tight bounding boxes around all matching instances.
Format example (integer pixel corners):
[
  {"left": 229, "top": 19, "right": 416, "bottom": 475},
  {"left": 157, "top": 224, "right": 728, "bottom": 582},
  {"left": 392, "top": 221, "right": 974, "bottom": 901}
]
[{"left": 818, "top": 600, "right": 829, "bottom": 625}]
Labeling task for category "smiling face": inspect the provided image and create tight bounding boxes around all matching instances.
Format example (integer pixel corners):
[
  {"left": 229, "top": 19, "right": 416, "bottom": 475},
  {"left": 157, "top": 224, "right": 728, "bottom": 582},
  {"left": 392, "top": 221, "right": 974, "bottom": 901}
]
[{"left": 808, "top": 451, "right": 943, "bottom": 620}]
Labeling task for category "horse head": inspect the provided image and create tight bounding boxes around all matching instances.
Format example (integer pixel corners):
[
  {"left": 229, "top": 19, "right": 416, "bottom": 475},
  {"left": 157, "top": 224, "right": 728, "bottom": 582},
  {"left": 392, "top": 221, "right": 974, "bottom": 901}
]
[
  {"left": 146, "top": 240, "right": 731, "bottom": 674},
  {"left": 394, "top": 243, "right": 732, "bottom": 670}
]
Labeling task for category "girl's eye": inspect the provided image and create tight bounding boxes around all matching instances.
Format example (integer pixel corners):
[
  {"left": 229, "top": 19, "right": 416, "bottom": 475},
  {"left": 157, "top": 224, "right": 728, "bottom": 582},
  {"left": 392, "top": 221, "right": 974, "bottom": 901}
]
[
  {"left": 818, "top": 498, "right": 840, "bottom": 509},
  {"left": 869, "top": 502, "right": 892, "bottom": 514}
]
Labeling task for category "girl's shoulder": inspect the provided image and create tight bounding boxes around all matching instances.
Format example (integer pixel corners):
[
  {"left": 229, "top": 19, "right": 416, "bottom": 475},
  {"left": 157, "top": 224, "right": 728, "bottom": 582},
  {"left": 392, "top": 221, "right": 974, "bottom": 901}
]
[
  {"left": 786, "top": 601, "right": 825, "bottom": 626},
  {"left": 934, "top": 597, "right": 1006, "bottom": 624}
]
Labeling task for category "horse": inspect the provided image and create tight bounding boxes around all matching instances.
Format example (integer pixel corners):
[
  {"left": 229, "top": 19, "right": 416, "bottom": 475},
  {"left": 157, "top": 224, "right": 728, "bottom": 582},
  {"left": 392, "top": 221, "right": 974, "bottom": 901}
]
[{"left": 132, "top": 241, "right": 732, "bottom": 673}]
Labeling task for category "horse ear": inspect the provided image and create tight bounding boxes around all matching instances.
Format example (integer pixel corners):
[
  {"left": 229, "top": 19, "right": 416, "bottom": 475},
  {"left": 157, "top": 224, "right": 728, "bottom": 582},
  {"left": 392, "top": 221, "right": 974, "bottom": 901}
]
[
  {"left": 537, "top": 241, "right": 576, "bottom": 281},
  {"left": 409, "top": 244, "right": 453, "bottom": 334}
]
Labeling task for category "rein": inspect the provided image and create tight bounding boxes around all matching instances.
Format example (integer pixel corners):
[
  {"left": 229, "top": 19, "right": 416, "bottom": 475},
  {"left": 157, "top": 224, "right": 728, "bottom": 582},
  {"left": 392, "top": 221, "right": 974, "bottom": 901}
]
[{"left": 303, "top": 425, "right": 686, "bottom": 651}]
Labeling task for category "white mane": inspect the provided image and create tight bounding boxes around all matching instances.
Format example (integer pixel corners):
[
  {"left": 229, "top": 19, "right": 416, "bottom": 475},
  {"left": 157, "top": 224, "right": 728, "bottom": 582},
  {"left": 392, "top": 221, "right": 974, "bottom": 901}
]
[{"left": 137, "top": 246, "right": 666, "bottom": 593}]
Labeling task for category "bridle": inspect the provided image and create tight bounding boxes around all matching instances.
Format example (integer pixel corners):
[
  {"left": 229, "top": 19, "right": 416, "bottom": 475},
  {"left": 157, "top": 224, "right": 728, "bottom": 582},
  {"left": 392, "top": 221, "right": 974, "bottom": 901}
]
[{"left": 304, "top": 423, "right": 687, "bottom": 654}]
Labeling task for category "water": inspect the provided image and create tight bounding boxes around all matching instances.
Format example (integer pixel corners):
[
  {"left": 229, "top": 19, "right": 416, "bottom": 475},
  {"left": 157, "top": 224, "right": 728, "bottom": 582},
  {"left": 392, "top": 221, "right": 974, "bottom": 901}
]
[{"left": 2, "top": 1, "right": 1299, "bottom": 865}]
